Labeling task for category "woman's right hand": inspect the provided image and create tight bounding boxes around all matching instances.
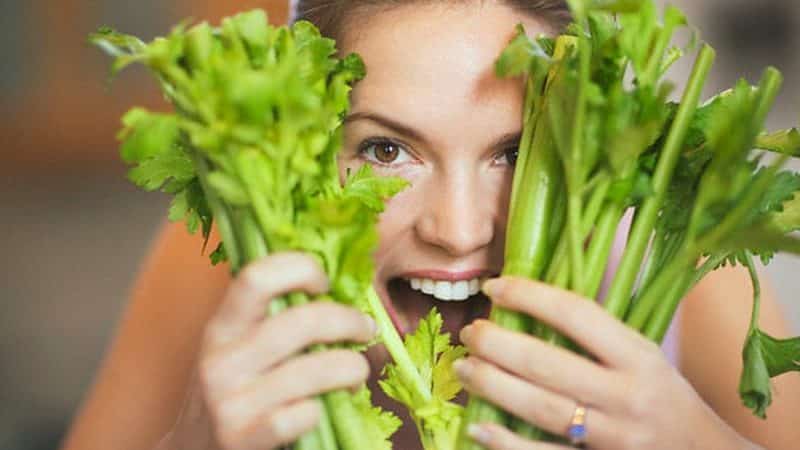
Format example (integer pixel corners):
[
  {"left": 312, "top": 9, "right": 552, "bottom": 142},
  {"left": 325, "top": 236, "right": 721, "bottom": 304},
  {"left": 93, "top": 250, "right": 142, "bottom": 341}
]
[{"left": 167, "top": 252, "right": 378, "bottom": 450}]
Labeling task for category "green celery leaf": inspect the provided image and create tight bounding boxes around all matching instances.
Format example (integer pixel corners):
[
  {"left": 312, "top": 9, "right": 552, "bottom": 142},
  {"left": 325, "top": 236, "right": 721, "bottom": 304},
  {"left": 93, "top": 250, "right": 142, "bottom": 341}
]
[
  {"left": 350, "top": 387, "right": 402, "bottom": 450},
  {"left": 765, "top": 194, "right": 800, "bottom": 234},
  {"left": 711, "top": 170, "right": 800, "bottom": 264},
  {"left": 209, "top": 242, "right": 227, "bottom": 265},
  {"left": 740, "top": 328, "right": 800, "bottom": 418},
  {"left": 495, "top": 24, "right": 551, "bottom": 78},
  {"left": 405, "top": 309, "right": 452, "bottom": 387},
  {"left": 752, "top": 170, "right": 800, "bottom": 218},
  {"left": 184, "top": 22, "right": 215, "bottom": 72},
  {"left": 432, "top": 345, "right": 468, "bottom": 402},
  {"left": 716, "top": 225, "right": 800, "bottom": 265},
  {"left": 380, "top": 309, "right": 465, "bottom": 449},
  {"left": 344, "top": 165, "right": 410, "bottom": 212},
  {"left": 88, "top": 27, "right": 148, "bottom": 74},
  {"left": 756, "top": 128, "right": 800, "bottom": 157},
  {"left": 128, "top": 151, "right": 195, "bottom": 192},
  {"left": 118, "top": 109, "right": 181, "bottom": 163},
  {"left": 229, "top": 10, "right": 270, "bottom": 62},
  {"left": 164, "top": 178, "right": 212, "bottom": 237},
  {"left": 586, "top": 0, "right": 644, "bottom": 13},
  {"left": 337, "top": 52, "right": 368, "bottom": 81},
  {"left": 168, "top": 189, "right": 190, "bottom": 222}
]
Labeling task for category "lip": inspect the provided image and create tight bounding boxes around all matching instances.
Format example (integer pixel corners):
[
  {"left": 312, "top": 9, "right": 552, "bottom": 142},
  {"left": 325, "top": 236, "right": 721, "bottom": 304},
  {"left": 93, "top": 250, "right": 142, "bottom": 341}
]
[{"left": 397, "top": 269, "right": 494, "bottom": 282}]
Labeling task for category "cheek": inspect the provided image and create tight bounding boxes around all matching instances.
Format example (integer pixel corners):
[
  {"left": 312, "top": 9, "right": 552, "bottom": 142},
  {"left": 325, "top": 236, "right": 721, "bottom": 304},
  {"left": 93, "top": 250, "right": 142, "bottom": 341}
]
[
  {"left": 373, "top": 178, "right": 420, "bottom": 261},
  {"left": 492, "top": 169, "right": 513, "bottom": 222},
  {"left": 473, "top": 165, "right": 513, "bottom": 218}
]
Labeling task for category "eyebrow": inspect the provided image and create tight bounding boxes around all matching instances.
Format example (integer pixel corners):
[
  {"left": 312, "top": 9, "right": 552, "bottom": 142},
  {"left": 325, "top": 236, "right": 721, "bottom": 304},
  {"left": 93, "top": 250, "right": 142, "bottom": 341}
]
[
  {"left": 344, "top": 111, "right": 430, "bottom": 146},
  {"left": 345, "top": 111, "right": 523, "bottom": 150},
  {"left": 494, "top": 131, "right": 523, "bottom": 150}
]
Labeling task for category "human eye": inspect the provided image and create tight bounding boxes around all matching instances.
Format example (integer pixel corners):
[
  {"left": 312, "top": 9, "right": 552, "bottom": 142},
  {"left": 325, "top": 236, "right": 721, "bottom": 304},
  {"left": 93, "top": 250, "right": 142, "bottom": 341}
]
[
  {"left": 493, "top": 144, "right": 519, "bottom": 167},
  {"left": 357, "top": 137, "right": 415, "bottom": 166}
]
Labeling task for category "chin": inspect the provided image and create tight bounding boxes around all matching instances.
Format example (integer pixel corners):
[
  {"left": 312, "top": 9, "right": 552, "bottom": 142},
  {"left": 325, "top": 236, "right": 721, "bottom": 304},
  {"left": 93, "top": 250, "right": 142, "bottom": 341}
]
[{"left": 374, "top": 271, "right": 494, "bottom": 343}]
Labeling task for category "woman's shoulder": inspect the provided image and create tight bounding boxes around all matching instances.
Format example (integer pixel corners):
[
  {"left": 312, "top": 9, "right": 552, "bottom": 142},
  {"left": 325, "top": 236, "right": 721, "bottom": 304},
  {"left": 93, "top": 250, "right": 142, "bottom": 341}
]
[
  {"left": 60, "top": 220, "right": 231, "bottom": 450},
  {"left": 675, "top": 265, "right": 800, "bottom": 447}
]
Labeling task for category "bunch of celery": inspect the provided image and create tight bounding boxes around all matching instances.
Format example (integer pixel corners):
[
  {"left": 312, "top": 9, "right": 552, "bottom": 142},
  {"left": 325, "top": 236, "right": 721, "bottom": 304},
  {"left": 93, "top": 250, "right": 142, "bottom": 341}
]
[
  {"left": 91, "top": 10, "right": 465, "bottom": 450},
  {"left": 458, "top": 0, "right": 800, "bottom": 447}
]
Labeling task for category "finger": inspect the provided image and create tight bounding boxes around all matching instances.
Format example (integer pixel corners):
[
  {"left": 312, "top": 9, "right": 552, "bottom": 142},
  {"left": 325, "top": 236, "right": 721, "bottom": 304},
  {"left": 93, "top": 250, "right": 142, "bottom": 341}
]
[
  {"left": 484, "top": 277, "right": 655, "bottom": 368},
  {"left": 218, "top": 399, "right": 321, "bottom": 450},
  {"left": 206, "top": 252, "right": 329, "bottom": 347},
  {"left": 455, "top": 356, "right": 616, "bottom": 449},
  {"left": 460, "top": 320, "right": 621, "bottom": 407},
  {"left": 467, "top": 423, "right": 574, "bottom": 450},
  {"left": 204, "top": 303, "right": 375, "bottom": 391},
  {"left": 219, "top": 350, "right": 368, "bottom": 422}
]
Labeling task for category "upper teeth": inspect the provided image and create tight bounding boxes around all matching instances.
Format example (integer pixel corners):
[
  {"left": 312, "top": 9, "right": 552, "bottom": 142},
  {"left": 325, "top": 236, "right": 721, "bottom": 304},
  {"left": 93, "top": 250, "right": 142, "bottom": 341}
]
[{"left": 408, "top": 277, "right": 481, "bottom": 301}]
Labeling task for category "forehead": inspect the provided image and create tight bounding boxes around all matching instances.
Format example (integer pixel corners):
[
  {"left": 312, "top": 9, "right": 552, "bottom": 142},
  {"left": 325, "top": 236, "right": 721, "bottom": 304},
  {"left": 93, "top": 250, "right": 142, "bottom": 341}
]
[{"left": 340, "top": 3, "right": 549, "bottom": 131}]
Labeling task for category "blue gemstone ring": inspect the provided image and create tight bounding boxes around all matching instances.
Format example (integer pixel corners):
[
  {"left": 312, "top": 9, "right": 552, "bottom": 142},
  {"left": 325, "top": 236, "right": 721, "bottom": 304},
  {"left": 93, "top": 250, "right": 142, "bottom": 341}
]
[{"left": 567, "top": 404, "right": 588, "bottom": 448}]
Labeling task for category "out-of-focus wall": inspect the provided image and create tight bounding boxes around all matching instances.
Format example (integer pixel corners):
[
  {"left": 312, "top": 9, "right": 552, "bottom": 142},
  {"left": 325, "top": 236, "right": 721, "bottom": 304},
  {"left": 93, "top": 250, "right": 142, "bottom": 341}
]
[
  {"left": 0, "top": 1, "right": 798, "bottom": 449},
  {"left": 0, "top": 3, "right": 287, "bottom": 449}
]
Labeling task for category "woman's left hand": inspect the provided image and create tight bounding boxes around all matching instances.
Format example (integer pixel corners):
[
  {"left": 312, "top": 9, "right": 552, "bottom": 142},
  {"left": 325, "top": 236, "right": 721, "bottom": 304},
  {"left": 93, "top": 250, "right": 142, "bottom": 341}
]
[{"left": 455, "top": 276, "right": 756, "bottom": 450}]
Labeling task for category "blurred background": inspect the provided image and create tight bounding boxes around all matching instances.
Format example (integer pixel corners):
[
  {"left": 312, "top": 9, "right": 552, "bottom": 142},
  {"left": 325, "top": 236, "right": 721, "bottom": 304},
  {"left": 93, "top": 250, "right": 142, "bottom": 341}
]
[{"left": 0, "top": 0, "right": 798, "bottom": 449}]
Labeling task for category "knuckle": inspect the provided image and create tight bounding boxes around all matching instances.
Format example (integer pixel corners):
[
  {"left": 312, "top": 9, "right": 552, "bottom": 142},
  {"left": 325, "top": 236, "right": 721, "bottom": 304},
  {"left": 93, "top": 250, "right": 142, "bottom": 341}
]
[
  {"left": 639, "top": 338, "right": 663, "bottom": 359},
  {"left": 199, "top": 354, "right": 227, "bottom": 393},
  {"left": 576, "top": 297, "right": 601, "bottom": 317},
  {"left": 289, "top": 303, "right": 328, "bottom": 336},
  {"left": 636, "top": 345, "right": 670, "bottom": 377},
  {"left": 625, "top": 383, "right": 658, "bottom": 418},
  {"left": 307, "top": 350, "right": 370, "bottom": 386},
  {"left": 553, "top": 301, "right": 580, "bottom": 329},
  {"left": 470, "top": 360, "right": 494, "bottom": 390},
  {"left": 334, "top": 350, "right": 370, "bottom": 381},
  {"left": 236, "top": 262, "right": 266, "bottom": 293},
  {"left": 262, "top": 413, "right": 286, "bottom": 443},
  {"left": 524, "top": 354, "right": 555, "bottom": 383},
  {"left": 286, "top": 303, "right": 371, "bottom": 347},
  {"left": 533, "top": 395, "right": 563, "bottom": 423},
  {"left": 506, "top": 278, "right": 529, "bottom": 302},
  {"left": 278, "top": 252, "right": 328, "bottom": 286},
  {"left": 309, "top": 301, "right": 351, "bottom": 323},
  {"left": 215, "top": 397, "right": 245, "bottom": 429}
]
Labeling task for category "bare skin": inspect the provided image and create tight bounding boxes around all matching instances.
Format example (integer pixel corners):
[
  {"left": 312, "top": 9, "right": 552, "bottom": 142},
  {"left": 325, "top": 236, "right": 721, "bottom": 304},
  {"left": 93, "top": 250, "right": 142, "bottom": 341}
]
[{"left": 61, "top": 3, "right": 800, "bottom": 450}]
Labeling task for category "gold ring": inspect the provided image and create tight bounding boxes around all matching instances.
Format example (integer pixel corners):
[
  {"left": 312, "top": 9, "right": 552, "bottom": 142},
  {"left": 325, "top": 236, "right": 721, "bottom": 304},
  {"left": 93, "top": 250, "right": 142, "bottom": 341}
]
[{"left": 567, "top": 403, "right": 587, "bottom": 447}]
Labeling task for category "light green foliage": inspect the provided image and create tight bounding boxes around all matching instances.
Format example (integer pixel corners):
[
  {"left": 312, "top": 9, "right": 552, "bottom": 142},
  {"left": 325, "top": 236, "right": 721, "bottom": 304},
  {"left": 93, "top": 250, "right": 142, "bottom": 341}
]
[
  {"left": 349, "top": 387, "right": 402, "bottom": 450},
  {"left": 756, "top": 128, "right": 800, "bottom": 157},
  {"left": 90, "top": 11, "right": 431, "bottom": 450},
  {"left": 459, "top": 1, "right": 800, "bottom": 447},
  {"left": 741, "top": 328, "right": 800, "bottom": 418},
  {"left": 380, "top": 310, "right": 466, "bottom": 450}
]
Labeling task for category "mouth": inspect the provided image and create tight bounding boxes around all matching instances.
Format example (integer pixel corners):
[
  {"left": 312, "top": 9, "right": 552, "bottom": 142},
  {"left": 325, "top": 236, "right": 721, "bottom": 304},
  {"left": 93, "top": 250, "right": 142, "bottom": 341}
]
[{"left": 383, "top": 273, "right": 493, "bottom": 342}]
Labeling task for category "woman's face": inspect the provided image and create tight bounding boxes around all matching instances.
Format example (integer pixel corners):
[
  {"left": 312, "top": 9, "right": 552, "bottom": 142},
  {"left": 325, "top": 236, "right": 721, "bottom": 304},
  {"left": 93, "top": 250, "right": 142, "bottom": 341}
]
[{"left": 337, "top": 2, "right": 550, "bottom": 338}]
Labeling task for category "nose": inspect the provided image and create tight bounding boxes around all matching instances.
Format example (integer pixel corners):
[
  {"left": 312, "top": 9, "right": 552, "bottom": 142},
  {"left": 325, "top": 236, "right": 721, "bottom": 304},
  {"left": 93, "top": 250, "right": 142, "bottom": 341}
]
[{"left": 415, "top": 167, "right": 495, "bottom": 257}]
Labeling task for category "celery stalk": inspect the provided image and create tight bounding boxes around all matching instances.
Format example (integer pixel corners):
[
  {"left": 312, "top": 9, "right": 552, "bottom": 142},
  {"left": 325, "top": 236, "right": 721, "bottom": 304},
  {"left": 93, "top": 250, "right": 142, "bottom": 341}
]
[
  {"left": 457, "top": 66, "right": 563, "bottom": 450},
  {"left": 604, "top": 45, "right": 716, "bottom": 319}
]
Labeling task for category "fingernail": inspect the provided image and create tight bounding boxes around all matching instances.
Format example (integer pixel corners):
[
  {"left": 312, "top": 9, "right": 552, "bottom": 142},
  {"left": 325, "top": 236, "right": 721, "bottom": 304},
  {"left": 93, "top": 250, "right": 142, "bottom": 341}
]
[
  {"left": 482, "top": 278, "right": 503, "bottom": 298},
  {"left": 468, "top": 424, "right": 491, "bottom": 445},
  {"left": 453, "top": 358, "right": 472, "bottom": 381}
]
